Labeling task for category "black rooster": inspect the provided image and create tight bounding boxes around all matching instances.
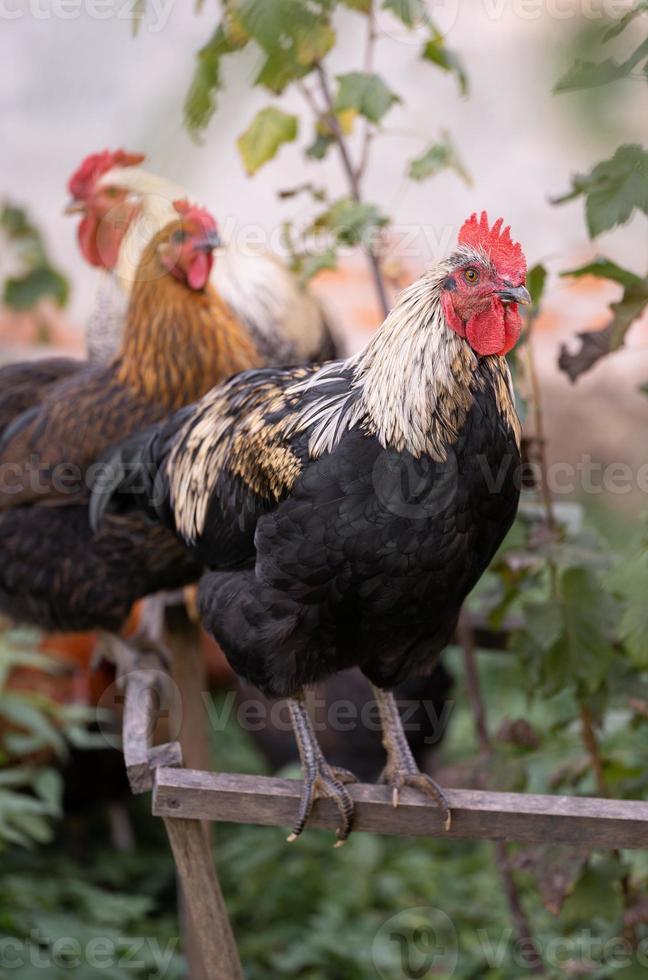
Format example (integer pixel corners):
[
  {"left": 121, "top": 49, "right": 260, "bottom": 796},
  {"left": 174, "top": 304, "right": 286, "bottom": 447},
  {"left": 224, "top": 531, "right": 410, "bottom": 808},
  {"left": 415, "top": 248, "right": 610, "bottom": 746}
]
[{"left": 92, "top": 212, "right": 528, "bottom": 842}]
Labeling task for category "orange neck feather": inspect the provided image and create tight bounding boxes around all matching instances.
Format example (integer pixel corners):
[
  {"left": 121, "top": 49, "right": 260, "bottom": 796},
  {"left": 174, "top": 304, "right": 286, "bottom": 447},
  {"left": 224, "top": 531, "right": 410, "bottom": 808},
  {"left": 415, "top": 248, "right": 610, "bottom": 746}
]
[{"left": 114, "top": 226, "right": 261, "bottom": 408}]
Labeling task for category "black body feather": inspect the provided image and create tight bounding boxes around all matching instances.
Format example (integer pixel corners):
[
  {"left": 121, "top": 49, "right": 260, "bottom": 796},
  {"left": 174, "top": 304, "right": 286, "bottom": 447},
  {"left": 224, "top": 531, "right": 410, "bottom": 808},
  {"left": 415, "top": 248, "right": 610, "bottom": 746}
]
[
  {"left": 0, "top": 505, "right": 199, "bottom": 631},
  {"left": 95, "top": 353, "right": 520, "bottom": 698},
  {"left": 0, "top": 357, "right": 82, "bottom": 439}
]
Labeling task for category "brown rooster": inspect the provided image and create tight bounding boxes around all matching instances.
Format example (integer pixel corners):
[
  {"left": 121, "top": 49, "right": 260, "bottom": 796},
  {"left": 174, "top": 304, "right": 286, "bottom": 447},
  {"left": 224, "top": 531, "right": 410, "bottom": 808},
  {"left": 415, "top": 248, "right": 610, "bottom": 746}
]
[
  {"left": 93, "top": 212, "right": 529, "bottom": 842},
  {"left": 65, "top": 149, "right": 341, "bottom": 365},
  {"left": 0, "top": 151, "right": 146, "bottom": 468},
  {"left": 0, "top": 200, "right": 261, "bottom": 667}
]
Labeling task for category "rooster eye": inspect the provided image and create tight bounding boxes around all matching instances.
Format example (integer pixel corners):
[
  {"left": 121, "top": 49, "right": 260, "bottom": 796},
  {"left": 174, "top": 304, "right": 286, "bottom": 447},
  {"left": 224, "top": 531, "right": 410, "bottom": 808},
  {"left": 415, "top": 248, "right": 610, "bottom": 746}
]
[
  {"left": 171, "top": 230, "right": 187, "bottom": 245},
  {"left": 464, "top": 268, "right": 480, "bottom": 284}
]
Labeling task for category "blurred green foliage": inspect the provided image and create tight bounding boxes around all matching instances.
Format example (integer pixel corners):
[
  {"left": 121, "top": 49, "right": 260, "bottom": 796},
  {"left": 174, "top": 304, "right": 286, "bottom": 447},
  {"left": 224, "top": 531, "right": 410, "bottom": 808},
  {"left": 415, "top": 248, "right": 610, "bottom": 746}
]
[
  {"left": 175, "top": 0, "right": 470, "bottom": 286},
  {"left": 554, "top": 4, "right": 648, "bottom": 381},
  {"left": 2, "top": 661, "right": 647, "bottom": 978},
  {"left": 1, "top": 204, "right": 69, "bottom": 313},
  {"left": 0, "top": 627, "right": 101, "bottom": 850}
]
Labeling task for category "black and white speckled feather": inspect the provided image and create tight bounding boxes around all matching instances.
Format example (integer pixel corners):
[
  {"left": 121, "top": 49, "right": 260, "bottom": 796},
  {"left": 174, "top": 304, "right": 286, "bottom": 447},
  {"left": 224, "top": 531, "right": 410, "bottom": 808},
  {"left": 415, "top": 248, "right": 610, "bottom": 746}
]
[{"left": 93, "top": 253, "right": 522, "bottom": 697}]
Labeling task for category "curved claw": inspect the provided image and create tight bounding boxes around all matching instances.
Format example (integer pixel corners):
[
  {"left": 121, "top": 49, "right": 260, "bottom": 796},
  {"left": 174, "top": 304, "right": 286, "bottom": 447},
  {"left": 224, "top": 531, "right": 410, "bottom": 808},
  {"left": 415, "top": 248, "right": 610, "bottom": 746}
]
[
  {"left": 384, "top": 769, "right": 452, "bottom": 831},
  {"left": 331, "top": 767, "right": 360, "bottom": 786},
  {"left": 288, "top": 769, "right": 356, "bottom": 846}
]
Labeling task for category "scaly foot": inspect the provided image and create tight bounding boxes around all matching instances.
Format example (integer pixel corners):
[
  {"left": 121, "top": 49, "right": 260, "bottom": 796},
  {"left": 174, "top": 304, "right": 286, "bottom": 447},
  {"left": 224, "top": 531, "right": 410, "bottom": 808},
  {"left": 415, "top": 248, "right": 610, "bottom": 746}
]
[
  {"left": 372, "top": 684, "right": 452, "bottom": 831},
  {"left": 381, "top": 764, "right": 452, "bottom": 830},
  {"left": 288, "top": 760, "right": 357, "bottom": 847},
  {"left": 287, "top": 694, "right": 358, "bottom": 846}
]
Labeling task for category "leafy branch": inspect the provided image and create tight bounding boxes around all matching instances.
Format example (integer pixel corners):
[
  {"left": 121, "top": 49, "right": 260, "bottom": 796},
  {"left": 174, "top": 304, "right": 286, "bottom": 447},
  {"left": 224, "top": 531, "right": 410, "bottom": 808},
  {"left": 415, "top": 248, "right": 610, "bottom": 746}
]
[
  {"left": 178, "top": 0, "right": 470, "bottom": 315},
  {"left": 1, "top": 203, "right": 69, "bottom": 313},
  {"left": 553, "top": 5, "right": 648, "bottom": 381}
]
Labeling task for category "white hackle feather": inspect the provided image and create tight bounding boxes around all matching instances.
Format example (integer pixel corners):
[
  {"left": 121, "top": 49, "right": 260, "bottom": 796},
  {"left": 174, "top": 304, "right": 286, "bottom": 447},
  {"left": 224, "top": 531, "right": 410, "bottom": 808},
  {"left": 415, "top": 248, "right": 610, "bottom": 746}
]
[
  {"left": 88, "top": 166, "right": 333, "bottom": 366},
  {"left": 166, "top": 246, "right": 520, "bottom": 542},
  {"left": 286, "top": 259, "right": 475, "bottom": 461}
]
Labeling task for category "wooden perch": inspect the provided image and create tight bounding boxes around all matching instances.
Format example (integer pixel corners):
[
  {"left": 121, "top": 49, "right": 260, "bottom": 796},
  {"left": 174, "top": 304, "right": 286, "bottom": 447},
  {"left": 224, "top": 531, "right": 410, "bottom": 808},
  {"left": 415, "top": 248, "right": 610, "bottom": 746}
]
[
  {"left": 122, "top": 669, "right": 182, "bottom": 793},
  {"left": 153, "top": 769, "right": 648, "bottom": 850}
]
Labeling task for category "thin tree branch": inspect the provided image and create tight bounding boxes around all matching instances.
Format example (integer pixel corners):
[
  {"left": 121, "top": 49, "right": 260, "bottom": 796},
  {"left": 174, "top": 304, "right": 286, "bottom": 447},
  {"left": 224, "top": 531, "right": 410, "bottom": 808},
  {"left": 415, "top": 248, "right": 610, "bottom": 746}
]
[
  {"left": 579, "top": 702, "right": 607, "bottom": 798},
  {"left": 315, "top": 63, "right": 362, "bottom": 199},
  {"left": 314, "top": 62, "right": 390, "bottom": 318},
  {"left": 524, "top": 321, "right": 556, "bottom": 534},
  {"left": 579, "top": 701, "right": 639, "bottom": 948},
  {"left": 356, "top": 1, "right": 376, "bottom": 183}
]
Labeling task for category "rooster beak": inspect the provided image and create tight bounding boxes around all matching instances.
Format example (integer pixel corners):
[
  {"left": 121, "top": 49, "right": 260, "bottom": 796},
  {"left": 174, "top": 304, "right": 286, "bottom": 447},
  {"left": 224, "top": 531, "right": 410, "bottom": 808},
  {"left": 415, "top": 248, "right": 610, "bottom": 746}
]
[
  {"left": 64, "top": 199, "right": 86, "bottom": 216},
  {"left": 195, "top": 230, "right": 223, "bottom": 253},
  {"left": 498, "top": 284, "right": 531, "bottom": 306}
]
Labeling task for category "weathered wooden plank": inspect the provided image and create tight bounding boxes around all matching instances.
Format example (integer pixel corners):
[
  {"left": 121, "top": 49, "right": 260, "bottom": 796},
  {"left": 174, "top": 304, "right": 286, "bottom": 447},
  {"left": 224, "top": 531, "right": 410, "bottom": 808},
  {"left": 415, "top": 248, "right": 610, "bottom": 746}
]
[
  {"left": 153, "top": 769, "right": 648, "bottom": 850},
  {"left": 122, "top": 669, "right": 182, "bottom": 793},
  {"left": 163, "top": 818, "right": 244, "bottom": 980},
  {"left": 168, "top": 616, "right": 214, "bottom": 980}
]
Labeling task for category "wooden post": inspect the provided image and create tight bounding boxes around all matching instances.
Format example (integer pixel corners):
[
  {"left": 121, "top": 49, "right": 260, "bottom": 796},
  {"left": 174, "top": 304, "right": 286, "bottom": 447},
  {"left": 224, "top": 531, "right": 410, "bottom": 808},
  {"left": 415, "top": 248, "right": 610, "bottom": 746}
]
[
  {"left": 122, "top": 667, "right": 182, "bottom": 793},
  {"left": 119, "top": 615, "right": 243, "bottom": 980},
  {"left": 164, "top": 817, "right": 244, "bottom": 980},
  {"left": 167, "top": 609, "right": 219, "bottom": 980}
]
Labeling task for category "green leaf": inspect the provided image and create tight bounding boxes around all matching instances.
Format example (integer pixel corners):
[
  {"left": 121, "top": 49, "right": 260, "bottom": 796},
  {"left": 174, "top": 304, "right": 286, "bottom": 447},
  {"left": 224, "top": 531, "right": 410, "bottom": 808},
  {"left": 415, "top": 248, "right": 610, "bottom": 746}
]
[
  {"left": 561, "top": 256, "right": 644, "bottom": 290},
  {"left": 238, "top": 0, "right": 334, "bottom": 80},
  {"left": 1, "top": 203, "right": 34, "bottom": 239},
  {"left": 341, "top": 0, "right": 372, "bottom": 10},
  {"left": 423, "top": 30, "right": 469, "bottom": 95},
  {"left": 334, "top": 72, "right": 400, "bottom": 124},
  {"left": 554, "top": 144, "right": 648, "bottom": 237},
  {"left": 300, "top": 248, "right": 338, "bottom": 284},
  {"left": 526, "top": 263, "right": 547, "bottom": 308},
  {"left": 306, "top": 132, "right": 335, "bottom": 160},
  {"left": 601, "top": 1, "right": 648, "bottom": 41},
  {"left": 562, "top": 859, "right": 623, "bottom": 924},
  {"left": 560, "top": 567, "right": 618, "bottom": 693},
  {"left": 1, "top": 203, "right": 69, "bottom": 312},
  {"left": 554, "top": 37, "right": 648, "bottom": 93},
  {"left": 237, "top": 107, "right": 299, "bottom": 176},
  {"left": 312, "top": 198, "right": 389, "bottom": 247},
  {"left": 558, "top": 260, "right": 648, "bottom": 381},
  {"left": 32, "top": 769, "right": 63, "bottom": 815},
  {"left": 607, "top": 550, "right": 648, "bottom": 669},
  {"left": 0, "top": 693, "right": 66, "bottom": 757},
  {"left": 184, "top": 23, "right": 243, "bottom": 137},
  {"left": 382, "top": 0, "right": 426, "bottom": 25},
  {"left": 407, "top": 133, "right": 470, "bottom": 184},
  {"left": 4, "top": 265, "right": 68, "bottom": 311}
]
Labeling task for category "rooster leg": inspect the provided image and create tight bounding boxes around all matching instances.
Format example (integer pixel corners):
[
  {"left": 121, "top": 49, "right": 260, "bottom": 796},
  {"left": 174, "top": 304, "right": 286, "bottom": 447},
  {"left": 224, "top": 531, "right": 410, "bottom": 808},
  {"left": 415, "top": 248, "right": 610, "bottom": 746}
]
[
  {"left": 372, "top": 685, "right": 452, "bottom": 831},
  {"left": 286, "top": 692, "right": 358, "bottom": 847}
]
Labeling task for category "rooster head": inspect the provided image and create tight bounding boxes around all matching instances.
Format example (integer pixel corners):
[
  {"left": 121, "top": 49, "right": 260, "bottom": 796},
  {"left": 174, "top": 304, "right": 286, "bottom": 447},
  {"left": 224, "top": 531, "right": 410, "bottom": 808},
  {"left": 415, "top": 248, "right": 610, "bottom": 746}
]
[
  {"left": 155, "top": 200, "right": 222, "bottom": 291},
  {"left": 441, "top": 212, "right": 530, "bottom": 357},
  {"left": 65, "top": 149, "right": 145, "bottom": 270}
]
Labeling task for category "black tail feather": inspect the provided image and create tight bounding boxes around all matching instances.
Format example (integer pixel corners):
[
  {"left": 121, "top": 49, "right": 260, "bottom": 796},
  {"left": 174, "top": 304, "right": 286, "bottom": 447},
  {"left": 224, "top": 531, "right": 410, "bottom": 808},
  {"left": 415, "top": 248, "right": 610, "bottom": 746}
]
[{"left": 89, "top": 426, "right": 169, "bottom": 532}]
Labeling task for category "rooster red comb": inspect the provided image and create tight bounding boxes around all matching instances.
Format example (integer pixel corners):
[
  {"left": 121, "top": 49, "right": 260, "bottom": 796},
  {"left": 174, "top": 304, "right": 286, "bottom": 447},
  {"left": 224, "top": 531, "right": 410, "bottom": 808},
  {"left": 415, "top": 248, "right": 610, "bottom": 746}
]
[
  {"left": 173, "top": 199, "right": 218, "bottom": 233},
  {"left": 68, "top": 149, "right": 145, "bottom": 201},
  {"left": 458, "top": 211, "right": 526, "bottom": 283}
]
